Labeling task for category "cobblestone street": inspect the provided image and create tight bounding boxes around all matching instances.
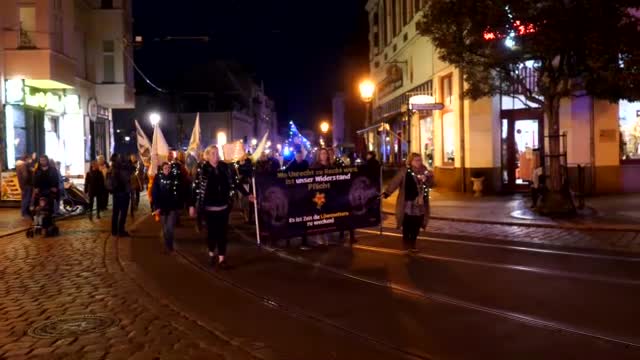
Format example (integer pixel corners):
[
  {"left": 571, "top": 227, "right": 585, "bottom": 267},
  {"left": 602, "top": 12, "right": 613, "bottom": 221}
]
[{"left": 0, "top": 214, "right": 254, "bottom": 360}]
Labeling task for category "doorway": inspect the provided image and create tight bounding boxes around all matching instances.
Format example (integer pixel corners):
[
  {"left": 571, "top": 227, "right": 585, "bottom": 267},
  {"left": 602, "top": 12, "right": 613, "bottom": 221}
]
[{"left": 501, "top": 109, "right": 543, "bottom": 192}]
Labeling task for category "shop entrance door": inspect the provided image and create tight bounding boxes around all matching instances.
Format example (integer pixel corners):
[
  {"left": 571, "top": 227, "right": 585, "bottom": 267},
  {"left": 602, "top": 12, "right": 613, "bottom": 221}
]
[{"left": 501, "top": 109, "right": 543, "bottom": 192}]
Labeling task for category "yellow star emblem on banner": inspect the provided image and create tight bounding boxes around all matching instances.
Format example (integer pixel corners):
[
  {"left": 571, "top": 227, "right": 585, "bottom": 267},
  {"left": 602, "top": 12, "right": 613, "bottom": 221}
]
[{"left": 312, "top": 192, "right": 326, "bottom": 209}]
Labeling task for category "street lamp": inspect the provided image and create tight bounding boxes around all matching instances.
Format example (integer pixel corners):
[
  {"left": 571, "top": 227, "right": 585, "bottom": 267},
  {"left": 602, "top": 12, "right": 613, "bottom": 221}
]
[
  {"left": 359, "top": 79, "right": 383, "bottom": 162},
  {"left": 149, "top": 112, "right": 161, "bottom": 126},
  {"left": 320, "top": 121, "right": 330, "bottom": 134},
  {"left": 359, "top": 79, "right": 375, "bottom": 103}
]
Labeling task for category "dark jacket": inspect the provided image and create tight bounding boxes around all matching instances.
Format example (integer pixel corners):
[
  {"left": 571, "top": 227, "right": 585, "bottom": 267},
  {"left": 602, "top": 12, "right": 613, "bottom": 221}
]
[
  {"left": 16, "top": 160, "right": 32, "bottom": 190},
  {"left": 33, "top": 166, "right": 59, "bottom": 194},
  {"left": 151, "top": 171, "right": 182, "bottom": 213},
  {"left": 108, "top": 161, "right": 133, "bottom": 194},
  {"left": 84, "top": 169, "right": 106, "bottom": 197},
  {"left": 190, "top": 161, "right": 248, "bottom": 210},
  {"left": 285, "top": 159, "right": 310, "bottom": 172}
]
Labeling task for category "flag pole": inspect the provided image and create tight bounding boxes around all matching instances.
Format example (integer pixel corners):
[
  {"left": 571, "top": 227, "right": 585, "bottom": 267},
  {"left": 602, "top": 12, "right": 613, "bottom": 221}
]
[
  {"left": 379, "top": 164, "right": 383, "bottom": 236},
  {"left": 252, "top": 175, "right": 261, "bottom": 246}
]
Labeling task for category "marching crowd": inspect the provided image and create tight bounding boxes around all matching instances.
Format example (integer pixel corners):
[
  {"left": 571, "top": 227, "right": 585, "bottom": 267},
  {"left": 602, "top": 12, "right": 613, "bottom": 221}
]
[{"left": 14, "top": 145, "right": 434, "bottom": 267}]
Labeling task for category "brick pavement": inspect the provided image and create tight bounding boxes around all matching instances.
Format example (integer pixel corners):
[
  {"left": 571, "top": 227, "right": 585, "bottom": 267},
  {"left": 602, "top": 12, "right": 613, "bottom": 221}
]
[{"left": 0, "top": 213, "right": 255, "bottom": 359}]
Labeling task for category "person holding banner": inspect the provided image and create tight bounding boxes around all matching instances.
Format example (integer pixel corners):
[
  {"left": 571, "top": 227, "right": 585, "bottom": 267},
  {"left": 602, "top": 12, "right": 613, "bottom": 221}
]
[
  {"left": 189, "top": 145, "right": 253, "bottom": 269},
  {"left": 382, "top": 153, "right": 433, "bottom": 252}
]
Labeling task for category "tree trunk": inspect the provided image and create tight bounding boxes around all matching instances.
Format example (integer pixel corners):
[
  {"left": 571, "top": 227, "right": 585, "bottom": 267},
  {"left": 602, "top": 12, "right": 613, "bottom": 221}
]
[
  {"left": 545, "top": 95, "right": 562, "bottom": 191},
  {"left": 539, "top": 95, "right": 576, "bottom": 216}
]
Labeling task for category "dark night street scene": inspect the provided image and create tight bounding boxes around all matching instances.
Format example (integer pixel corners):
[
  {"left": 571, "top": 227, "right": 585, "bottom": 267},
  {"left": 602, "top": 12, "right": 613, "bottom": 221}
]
[{"left": 2, "top": 0, "right": 640, "bottom": 359}]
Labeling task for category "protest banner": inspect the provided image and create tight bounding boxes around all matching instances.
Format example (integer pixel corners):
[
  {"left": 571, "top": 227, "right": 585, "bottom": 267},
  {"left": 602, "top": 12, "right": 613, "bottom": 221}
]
[{"left": 255, "top": 165, "right": 381, "bottom": 239}]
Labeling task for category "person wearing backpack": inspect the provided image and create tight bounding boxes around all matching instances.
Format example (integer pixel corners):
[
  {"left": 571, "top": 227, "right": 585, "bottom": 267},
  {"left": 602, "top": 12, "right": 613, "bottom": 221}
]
[{"left": 108, "top": 154, "right": 134, "bottom": 237}]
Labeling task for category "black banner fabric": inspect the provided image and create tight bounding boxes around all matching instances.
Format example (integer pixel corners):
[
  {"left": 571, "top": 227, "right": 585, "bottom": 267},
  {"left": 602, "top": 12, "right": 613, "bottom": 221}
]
[{"left": 255, "top": 166, "right": 381, "bottom": 239}]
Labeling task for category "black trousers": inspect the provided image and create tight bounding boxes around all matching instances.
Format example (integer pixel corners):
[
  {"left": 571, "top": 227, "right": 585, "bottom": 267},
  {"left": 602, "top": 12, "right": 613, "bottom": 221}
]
[
  {"left": 88, "top": 194, "right": 100, "bottom": 217},
  {"left": 402, "top": 215, "right": 423, "bottom": 250},
  {"left": 205, "top": 210, "right": 230, "bottom": 256},
  {"left": 112, "top": 193, "right": 130, "bottom": 235}
]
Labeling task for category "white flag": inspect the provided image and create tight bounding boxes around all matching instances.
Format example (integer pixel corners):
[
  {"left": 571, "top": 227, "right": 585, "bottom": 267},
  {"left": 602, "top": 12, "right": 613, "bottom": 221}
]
[
  {"left": 135, "top": 120, "right": 151, "bottom": 166},
  {"left": 148, "top": 124, "right": 169, "bottom": 177},
  {"left": 250, "top": 131, "right": 269, "bottom": 163},
  {"left": 187, "top": 113, "right": 201, "bottom": 156}
]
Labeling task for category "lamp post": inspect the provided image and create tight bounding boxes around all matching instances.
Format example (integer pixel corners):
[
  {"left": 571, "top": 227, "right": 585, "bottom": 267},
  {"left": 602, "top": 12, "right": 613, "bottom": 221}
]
[{"left": 359, "top": 79, "right": 378, "bottom": 159}]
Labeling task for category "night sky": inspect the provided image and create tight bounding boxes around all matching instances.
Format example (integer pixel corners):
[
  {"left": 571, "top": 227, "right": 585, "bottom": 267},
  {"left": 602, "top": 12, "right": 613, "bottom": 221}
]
[{"left": 132, "top": 0, "right": 370, "bottom": 129}]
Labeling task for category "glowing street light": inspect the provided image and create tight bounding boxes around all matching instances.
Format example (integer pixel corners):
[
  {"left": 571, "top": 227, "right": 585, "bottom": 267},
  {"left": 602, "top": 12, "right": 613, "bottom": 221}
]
[
  {"left": 251, "top": 138, "right": 258, "bottom": 146},
  {"left": 359, "top": 79, "right": 376, "bottom": 103},
  {"left": 320, "top": 121, "right": 330, "bottom": 134},
  {"left": 149, "top": 112, "right": 161, "bottom": 126}
]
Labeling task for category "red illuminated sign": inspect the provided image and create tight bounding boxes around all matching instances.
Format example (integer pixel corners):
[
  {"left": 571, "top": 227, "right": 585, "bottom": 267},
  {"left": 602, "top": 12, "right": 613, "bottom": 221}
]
[{"left": 483, "top": 20, "right": 536, "bottom": 40}]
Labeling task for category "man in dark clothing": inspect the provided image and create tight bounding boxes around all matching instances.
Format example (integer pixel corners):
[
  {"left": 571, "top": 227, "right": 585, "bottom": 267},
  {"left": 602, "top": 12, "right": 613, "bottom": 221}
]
[
  {"left": 33, "top": 155, "right": 59, "bottom": 200},
  {"left": 285, "top": 150, "right": 310, "bottom": 172},
  {"left": 16, "top": 155, "right": 33, "bottom": 218},
  {"left": 108, "top": 154, "right": 133, "bottom": 237}
]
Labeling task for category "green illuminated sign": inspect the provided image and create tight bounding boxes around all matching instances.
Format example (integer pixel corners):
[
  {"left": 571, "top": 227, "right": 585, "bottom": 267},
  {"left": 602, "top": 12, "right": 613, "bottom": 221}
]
[{"left": 4, "top": 80, "right": 79, "bottom": 114}]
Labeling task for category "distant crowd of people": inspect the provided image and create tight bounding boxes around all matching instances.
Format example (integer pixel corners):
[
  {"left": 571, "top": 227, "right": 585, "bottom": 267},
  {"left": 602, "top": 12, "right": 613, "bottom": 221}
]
[{"left": 14, "top": 145, "right": 434, "bottom": 265}]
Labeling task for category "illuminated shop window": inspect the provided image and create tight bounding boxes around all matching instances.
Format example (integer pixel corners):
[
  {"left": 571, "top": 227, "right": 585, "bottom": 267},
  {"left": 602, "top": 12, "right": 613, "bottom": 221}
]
[{"left": 620, "top": 100, "right": 640, "bottom": 161}]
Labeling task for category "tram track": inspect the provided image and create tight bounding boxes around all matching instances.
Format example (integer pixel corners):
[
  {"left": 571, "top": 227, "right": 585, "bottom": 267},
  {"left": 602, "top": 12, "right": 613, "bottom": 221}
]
[{"left": 215, "top": 226, "right": 640, "bottom": 351}]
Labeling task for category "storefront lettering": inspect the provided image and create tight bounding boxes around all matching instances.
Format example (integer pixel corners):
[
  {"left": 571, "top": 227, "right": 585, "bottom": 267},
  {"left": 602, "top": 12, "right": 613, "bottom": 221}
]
[
  {"left": 25, "top": 89, "right": 64, "bottom": 113},
  {"left": 5, "top": 81, "right": 80, "bottom": 114}
]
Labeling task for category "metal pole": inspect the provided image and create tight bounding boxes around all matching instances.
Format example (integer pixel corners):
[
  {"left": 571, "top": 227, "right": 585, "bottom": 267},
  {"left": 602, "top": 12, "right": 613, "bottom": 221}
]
[
  {"left": 379, "top": 164, "right": 383, "bottom": 236},
  {"left": 252, "top": 176, "right": 261, "bottom": 246}
]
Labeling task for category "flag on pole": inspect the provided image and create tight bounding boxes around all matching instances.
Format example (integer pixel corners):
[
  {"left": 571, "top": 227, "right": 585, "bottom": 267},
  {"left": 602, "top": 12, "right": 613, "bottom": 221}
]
[
  {"left": 147, "top": 123, "right": 170, "bottom": 208},
  {"left": 187, "top": 113, "right": 201, "bottom": 156},
  {"left": 134, "top": 120, "right": 151, "bottom": 167},
  {"left": 149, "top": 124, "right": 169, "bottom": 177},
  {"left": 250, "top": 131, "right": 269, "bottom": 163}
]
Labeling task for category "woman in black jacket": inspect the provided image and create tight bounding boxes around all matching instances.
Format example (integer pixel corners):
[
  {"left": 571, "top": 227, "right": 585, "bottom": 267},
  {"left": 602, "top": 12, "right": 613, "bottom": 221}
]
[
  {"left": 189, "top": 145, "right": 252, "bottom": 268},
  {"left": 152, "top": 162, "right": 183, "bottom": 252}
]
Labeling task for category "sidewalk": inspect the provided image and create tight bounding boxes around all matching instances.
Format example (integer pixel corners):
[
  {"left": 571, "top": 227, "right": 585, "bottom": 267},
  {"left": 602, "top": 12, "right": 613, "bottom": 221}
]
[
  {"left": 382, "top": 191, "right": 640, "bottom": 231},
  {"left": 0, "top": 209, "right": 31, "bottom": 237}
]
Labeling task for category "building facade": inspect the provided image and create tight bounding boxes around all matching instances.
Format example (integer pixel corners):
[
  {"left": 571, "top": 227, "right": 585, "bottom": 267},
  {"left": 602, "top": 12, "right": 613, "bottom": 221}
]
[
  {"left": 0, "top": 0, "right": 134, "bottom": 178},
  {"left": 364, "top": 0, "right": 640, "bottom": 194}
]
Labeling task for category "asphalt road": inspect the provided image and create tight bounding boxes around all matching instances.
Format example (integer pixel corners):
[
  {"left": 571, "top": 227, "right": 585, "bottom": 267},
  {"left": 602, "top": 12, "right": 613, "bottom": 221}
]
[{"left": 163, "top": 214, "right": 640, "bottom": 360}]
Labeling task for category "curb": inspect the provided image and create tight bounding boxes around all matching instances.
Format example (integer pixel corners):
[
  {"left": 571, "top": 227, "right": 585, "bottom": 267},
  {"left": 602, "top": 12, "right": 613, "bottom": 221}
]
[
  {"left": 381, "top": 210, "right": 640, "bottom": 232},
  {"left": 0, "top": 212, "right": 86, "bottom": 238}
]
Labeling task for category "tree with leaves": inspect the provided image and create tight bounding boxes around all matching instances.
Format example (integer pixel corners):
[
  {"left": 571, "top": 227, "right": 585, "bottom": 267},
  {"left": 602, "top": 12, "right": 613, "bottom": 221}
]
[{"left": 418, "top": 0, "right": 640, "bottom": 214}]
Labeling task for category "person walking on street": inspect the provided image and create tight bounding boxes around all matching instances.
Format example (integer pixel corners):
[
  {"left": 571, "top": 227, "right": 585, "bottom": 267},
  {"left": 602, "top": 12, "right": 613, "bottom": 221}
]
[
  {"left": 129, "top": 154, "right": 143, "bottom": 217},
  {"left": 285, "top": 150, "right": 310, "bottom": 172},
  {"left": 16, "top": 154, "right": 33, "bottom": 219},
  {"left": 97, "top": 155, "right": 110, "bottom": 211},
  {"left": 108, "top": 154, "right": 133, "bottom": 237},
  {"left": 152, "top": 162, "right": 183, "bottom": 253},
  {"left": 85, "top": 161, "right": 106, "bottom": 220},
  {"left": 383, "top": 153, "right": 433, "bottom": 252},
  {"left": 189, "top": 145, "right": 252, "bottom": 269}
]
